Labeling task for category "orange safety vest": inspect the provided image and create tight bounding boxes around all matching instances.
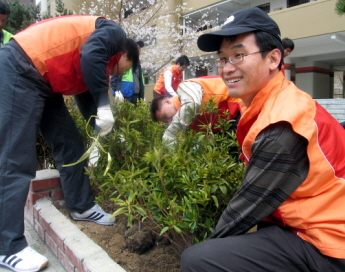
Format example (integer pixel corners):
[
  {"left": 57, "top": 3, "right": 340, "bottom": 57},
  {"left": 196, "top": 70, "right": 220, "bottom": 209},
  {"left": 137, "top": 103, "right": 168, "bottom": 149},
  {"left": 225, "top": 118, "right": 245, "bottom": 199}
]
[
  {"left": 13, "top": 15, "right": 121, "bottom": 95},
  {"left": 154, "top": 65, "right": 183, "bottom": 95},
  {"left": 237, "top": 72, "right": 345, "bottom": 258},
  {"left": 174, "top": 76, "right": 241, "bottom": 132}
]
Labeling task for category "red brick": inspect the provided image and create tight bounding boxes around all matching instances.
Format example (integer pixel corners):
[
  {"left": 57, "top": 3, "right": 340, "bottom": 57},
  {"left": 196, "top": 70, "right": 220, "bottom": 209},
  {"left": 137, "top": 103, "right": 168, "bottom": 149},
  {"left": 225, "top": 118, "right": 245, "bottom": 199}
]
[
  {"left": 53, "top": 200, "right": 65, "bottom": 210},
  {"left": 45, "top": 233, "right": 58, "bottom": 256},
  {"left": 34, "top": 218, "right": 45, "bottom": 241},
  {"left": 82, "top": 261, "right": 92, "bottom": 272},
  {"left": 49, "top": 227, "right": 65, "bottom": 249},
  {"left": 58, "top": 247, "right": 75, "bottom": 272},
  {"left": 38, "top": 214, "right": 52, "bottom": 234},
  {"left": 30, "top": 177, "right": 61, "bottom": 191},
  {"left": 50, "top": 188, "right": 64, "bottom": 200},
  {"left": 33, "top": 206, "right": 40, "bottom": 221},
  {"left": 25, "top": 198, "right": 34, "bottom": 211},
  {"left": 28, "top": 191, "right": 50, "bottom": 204},
  {"left": 24, "top": 201, "right": 34, "bottom": 225},
  {"left": 64, "top": 243, "right": 83, "bottom": 272}
]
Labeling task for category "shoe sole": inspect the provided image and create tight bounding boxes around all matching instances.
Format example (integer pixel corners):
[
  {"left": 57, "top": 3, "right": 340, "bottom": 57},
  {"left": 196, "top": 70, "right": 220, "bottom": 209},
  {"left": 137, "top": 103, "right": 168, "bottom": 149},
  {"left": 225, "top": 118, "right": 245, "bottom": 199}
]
[{"left": 0, "top": 260, "right": 48, "bottom": 272}]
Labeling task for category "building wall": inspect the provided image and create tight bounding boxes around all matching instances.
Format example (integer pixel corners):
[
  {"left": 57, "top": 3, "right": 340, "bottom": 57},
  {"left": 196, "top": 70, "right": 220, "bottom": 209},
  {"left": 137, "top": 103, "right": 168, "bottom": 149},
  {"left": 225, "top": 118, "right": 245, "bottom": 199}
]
[
  {"left": 44, "top": 0, "right": 345, "bottom": 100},
  {"left": 270, "top": 0, "right": 345, "bottom": 40}
]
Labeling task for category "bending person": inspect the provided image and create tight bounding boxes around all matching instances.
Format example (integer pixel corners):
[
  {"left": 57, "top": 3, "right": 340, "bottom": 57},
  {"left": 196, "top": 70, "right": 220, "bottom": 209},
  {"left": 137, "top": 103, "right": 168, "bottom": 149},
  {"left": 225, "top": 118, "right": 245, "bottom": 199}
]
[
  {"left": 0, "top": 15, "right": 138, "bottom": 272},
  {"left": 151, "top": 76, "right": 241, "bottom": 147}
]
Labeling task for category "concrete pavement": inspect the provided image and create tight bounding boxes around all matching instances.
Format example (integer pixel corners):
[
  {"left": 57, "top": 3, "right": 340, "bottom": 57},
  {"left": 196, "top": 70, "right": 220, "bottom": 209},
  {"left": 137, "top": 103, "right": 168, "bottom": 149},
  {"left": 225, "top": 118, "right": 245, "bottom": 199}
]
[{"left": 0, "top": 218, "right": 66, "bottom": 272}]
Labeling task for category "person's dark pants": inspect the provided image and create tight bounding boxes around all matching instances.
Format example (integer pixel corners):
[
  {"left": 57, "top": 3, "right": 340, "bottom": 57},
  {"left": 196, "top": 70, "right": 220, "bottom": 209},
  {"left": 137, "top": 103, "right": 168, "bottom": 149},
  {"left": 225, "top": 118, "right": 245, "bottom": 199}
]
[
  {"left": 0, "top": 41, "right": 94, "bottom": 255},
  {"left": 181, "top": 225, "right": 345, "bottom": 272}
]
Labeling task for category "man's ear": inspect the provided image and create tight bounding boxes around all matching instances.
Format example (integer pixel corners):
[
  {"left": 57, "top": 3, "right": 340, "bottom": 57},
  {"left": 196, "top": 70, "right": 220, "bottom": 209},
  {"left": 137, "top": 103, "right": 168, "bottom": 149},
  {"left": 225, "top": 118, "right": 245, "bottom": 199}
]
[
  {"left": 163, "top": 98, "right": 173, "bottom": 105},
  {"left": 122, "top": 51, "right": 129, "bottom": 59},
  {"left": 268, "top": 48, "right": 282, "bottom": 71}
]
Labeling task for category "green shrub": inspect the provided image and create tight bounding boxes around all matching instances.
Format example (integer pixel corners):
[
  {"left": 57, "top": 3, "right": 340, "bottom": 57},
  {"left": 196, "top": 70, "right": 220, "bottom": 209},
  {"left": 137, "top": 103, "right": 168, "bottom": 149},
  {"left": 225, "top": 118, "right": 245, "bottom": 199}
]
[
  {"left": 84, "top": 99, "right": 244, "bottom": 249},
  {"left": 38, "top": 97, "right": 244, "bottom": 249}
]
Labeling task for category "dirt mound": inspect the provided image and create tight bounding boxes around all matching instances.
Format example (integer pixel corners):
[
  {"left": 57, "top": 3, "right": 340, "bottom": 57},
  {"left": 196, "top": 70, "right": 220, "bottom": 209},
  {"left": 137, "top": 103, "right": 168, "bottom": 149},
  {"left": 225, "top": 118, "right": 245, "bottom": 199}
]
[{"left": 59, "top": 205, "right": 182, "bottom": 272}]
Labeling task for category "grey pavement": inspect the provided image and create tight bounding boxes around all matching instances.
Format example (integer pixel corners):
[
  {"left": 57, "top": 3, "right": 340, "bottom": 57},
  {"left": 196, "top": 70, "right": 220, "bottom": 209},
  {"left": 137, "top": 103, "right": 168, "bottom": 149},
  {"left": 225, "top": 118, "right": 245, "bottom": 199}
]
[{"left": 0, "top": 218, "right": 66, "bottom": 272}]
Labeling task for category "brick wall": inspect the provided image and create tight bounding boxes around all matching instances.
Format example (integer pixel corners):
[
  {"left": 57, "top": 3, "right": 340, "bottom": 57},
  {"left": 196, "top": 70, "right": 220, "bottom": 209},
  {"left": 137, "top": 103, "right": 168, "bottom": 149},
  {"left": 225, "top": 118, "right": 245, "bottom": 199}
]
[{"left": 24, "top": 169, "right": 126, "bottom": 272}]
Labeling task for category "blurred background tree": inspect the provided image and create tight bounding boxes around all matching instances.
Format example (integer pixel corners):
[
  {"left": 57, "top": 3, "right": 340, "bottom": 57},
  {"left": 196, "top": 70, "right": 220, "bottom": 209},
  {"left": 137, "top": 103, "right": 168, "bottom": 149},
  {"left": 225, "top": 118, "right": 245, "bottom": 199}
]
[{"left": 5, "top": 0, "right": 40, "bottom": 34}]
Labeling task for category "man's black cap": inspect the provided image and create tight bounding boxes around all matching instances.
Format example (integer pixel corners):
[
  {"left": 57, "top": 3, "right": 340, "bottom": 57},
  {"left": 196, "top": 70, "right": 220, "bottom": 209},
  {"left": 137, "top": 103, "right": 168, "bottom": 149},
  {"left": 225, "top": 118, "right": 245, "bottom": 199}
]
[
  {"left": 133, "top": 38, "right": 144, "bottom": 48},
  {"left": 197, "top": 7, "right": 281, "bottom": 52}
]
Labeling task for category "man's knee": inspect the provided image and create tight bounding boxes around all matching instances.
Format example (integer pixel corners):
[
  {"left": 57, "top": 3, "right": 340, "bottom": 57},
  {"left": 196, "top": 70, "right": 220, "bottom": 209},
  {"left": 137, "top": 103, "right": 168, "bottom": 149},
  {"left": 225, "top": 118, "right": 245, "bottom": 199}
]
[{"left": 181, "top": 243, "right": 206, "bottom": 272}]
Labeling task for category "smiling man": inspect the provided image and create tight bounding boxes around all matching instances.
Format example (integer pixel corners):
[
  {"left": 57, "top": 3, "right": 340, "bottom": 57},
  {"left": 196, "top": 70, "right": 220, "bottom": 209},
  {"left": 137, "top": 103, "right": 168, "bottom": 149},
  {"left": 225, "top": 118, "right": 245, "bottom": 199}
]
[{"left": 181, "top": 7, "right": 345, "bottom": 272}]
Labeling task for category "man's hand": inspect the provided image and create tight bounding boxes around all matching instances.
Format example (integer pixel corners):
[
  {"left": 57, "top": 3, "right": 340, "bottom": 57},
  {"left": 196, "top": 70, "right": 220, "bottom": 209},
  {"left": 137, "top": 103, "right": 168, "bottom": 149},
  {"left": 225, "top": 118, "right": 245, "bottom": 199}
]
[{"left": 96, "top": 104, "right": 114, "bottom": 137}]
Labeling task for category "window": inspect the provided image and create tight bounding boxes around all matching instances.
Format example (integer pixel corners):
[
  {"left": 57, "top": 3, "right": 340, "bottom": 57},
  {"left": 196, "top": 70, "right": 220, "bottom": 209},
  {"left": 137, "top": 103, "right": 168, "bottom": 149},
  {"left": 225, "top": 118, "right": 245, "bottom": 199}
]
[
  {"left": 124, "top": 0, "right": 155, "bottom": 18},
  {"left": 287, "top": 0, "right": 309, "bottom": 8}
]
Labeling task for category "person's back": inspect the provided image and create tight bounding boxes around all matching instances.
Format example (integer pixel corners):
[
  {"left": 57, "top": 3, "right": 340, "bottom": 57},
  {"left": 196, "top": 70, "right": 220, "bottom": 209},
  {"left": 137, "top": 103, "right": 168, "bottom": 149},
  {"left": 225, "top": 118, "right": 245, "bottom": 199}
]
[
  {"left": 0, "top": 0, "right": 12, "bottom": 48},
  {"left": 151, "top": 76, "right": 241, "bottom": 147},
  {"left": 0, "top": 15, "right": 139, "bottom": 272}
]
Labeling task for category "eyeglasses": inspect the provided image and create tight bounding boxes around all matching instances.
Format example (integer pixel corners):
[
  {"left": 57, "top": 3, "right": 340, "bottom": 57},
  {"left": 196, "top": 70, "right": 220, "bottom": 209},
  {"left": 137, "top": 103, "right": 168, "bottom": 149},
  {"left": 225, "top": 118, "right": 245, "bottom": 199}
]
[{"left": 215, "top": 51, "right": 264, "bottom": 67}]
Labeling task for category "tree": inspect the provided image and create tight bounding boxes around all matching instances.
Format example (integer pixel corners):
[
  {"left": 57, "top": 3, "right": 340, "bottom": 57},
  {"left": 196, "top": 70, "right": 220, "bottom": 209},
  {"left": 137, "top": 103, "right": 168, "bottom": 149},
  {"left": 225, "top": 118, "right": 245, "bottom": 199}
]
[
  {"left": 41, "top": 0, "right": 73, "bottom": 19},
  {"left": 335, "top": 0, "right": 345, "bottom": 15},
  {"left": 5, "top": 0, "right": 40, "bottom": 34},
  {"left": 55, "top": 0, "right": 73, "bottom": 16},
  {"left": 78, "top": 0, "right": 221, "bottom": 78}
]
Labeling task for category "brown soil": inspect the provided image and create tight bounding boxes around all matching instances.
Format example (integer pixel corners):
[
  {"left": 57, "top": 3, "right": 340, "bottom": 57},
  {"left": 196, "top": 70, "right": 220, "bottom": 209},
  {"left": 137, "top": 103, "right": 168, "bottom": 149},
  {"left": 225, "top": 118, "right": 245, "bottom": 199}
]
[{"left": 58, "top": 203, "right": 182, "bottom": 272}]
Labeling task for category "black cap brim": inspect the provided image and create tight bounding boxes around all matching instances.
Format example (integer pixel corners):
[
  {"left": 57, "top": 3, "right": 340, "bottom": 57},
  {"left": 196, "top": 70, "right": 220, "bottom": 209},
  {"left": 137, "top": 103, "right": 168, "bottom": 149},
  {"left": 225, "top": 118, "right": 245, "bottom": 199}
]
[{"left": 197, "top": 26, "right": 257, "bottom": 52}]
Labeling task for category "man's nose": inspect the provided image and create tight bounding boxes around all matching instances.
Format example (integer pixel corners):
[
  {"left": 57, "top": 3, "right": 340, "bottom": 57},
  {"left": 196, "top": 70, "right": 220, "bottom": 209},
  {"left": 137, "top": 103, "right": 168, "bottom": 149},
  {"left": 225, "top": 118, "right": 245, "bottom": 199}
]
[{"left": 222, "top": 61, "right": 236, "bottom": 72}]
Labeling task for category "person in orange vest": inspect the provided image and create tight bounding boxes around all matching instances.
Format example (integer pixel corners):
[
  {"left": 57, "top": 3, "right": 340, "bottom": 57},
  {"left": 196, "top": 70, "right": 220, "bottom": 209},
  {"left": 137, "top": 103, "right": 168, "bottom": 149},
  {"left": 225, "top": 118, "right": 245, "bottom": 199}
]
[
  {"left": 153, "top": 55, "right": 190, "bottom": 98},
  {"left": 0, "top": 16, "right": 138, "bottom": 272},
  {"left": 181, "top": 7, "right": 345, "bottom": 272},
  {"left": 151, "top": 76, "right": 241, "bottom": 147}
]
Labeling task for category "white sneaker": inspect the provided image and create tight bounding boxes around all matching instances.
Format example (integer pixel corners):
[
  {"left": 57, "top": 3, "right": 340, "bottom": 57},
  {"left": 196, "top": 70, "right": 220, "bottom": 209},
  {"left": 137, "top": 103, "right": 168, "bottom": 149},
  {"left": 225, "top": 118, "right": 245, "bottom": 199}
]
[
  {"left": 70, "top": 204, "right": 115, "bottom": 225},
  {"left": 0, "top": 246, "right": 48, "bottom": 272}
]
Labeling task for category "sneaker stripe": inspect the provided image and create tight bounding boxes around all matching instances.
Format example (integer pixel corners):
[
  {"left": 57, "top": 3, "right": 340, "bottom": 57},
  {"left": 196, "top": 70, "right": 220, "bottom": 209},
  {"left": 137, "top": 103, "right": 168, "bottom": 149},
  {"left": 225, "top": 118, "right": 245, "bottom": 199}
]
[
  {"left": 86, "top": 212, "right": 97, "bottom": 219},
  {"left": 87, "top": 213, "right": 104, "bottom": 221},
  {"left": 8, "top": 256, "right": 18, "bottom": 264},
  {"left": 2, "top": 255, "right": 22, "bottom": 266},
  {"left": 12, "top": 258, "right": 23, "bottom": 267},
  {"left": 93, "top": 214, "right": 104, "bottom": 221}
]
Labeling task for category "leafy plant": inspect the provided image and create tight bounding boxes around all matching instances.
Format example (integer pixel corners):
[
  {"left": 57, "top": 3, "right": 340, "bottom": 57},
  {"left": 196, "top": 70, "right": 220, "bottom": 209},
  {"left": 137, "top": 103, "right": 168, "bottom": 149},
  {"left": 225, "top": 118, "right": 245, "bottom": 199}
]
[
  {"left": 83, "top": 99, "right": 244, "bottom": 249},
  {"left": 335, "top": 0, "right": 345, "bottom": 15},
  {"left": 36, "top": 97, "right": 244, "bottom": 249}
]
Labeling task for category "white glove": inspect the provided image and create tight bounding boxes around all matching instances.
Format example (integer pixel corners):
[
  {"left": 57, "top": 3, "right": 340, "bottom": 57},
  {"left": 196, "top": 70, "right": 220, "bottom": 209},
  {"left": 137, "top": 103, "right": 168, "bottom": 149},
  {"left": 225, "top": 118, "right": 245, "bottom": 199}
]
[
  {"left": 96, "top": 104, "right": 114, "bottom": 137},
  {"left": 88, "top": 145, "right": 100, "bottom": 167}
]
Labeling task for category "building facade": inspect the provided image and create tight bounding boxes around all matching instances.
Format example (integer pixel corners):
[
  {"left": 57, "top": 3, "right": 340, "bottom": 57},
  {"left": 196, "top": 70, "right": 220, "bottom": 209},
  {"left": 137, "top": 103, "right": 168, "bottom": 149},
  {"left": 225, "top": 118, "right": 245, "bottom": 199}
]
[
  {"left": 182, "top": 0, "right": 345, "bottom": 99},
  {"left": 38, "top": 0, "right": 345, "bottom": 100}
]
